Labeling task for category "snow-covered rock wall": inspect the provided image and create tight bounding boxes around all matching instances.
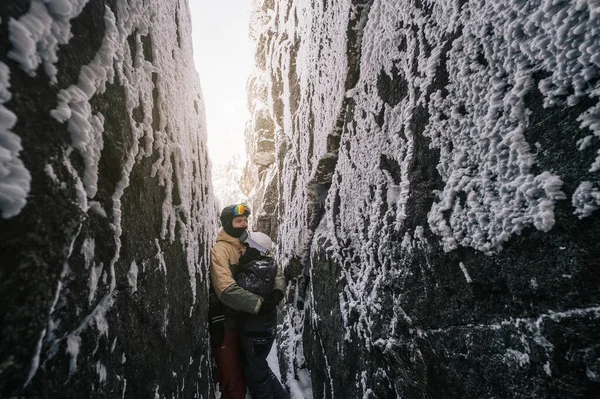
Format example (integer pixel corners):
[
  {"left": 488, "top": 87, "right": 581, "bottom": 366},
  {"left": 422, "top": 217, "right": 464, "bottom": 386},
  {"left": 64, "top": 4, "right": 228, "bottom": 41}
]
[
  {"left": 0, "top": 1, "right": 217, "bottom": 397},
  {"left": 242, "top": 27, "right": 279, "bottom": 239},
  {"left": 246, "top": 0, "right": 600, "bottom": 397},
  {"left": 212, "top": 154, "right": 248, "bottom": 210}
]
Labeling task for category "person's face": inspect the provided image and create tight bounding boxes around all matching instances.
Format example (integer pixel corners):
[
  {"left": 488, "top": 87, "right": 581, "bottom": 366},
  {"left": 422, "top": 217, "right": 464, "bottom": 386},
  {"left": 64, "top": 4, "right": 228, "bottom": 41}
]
[{"left": 232, "top": 216, "right": 248, "bottom": 229}]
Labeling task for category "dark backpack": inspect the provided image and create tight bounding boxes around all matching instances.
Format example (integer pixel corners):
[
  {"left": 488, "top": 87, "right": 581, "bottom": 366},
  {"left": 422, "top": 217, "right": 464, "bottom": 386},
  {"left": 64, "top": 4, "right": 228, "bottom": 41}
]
[{"left": 235, "top": 249, "right": 277, "bottom": 298}]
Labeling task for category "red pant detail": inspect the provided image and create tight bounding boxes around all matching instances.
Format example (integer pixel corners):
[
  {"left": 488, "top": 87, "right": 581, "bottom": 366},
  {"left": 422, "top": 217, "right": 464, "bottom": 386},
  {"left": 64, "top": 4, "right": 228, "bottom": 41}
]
[{"left": 213, "top": 330, "right": 246, "bottom": 399}]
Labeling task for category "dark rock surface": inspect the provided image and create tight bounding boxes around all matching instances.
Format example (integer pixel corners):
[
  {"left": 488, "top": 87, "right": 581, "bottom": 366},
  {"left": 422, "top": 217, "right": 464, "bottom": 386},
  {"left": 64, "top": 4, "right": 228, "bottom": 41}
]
[
  {"left": 0, "top": 1, "right": 216, "bottom": 398},
  {"left": 245, "top": 0, "right": 600, "bottom": 397}
]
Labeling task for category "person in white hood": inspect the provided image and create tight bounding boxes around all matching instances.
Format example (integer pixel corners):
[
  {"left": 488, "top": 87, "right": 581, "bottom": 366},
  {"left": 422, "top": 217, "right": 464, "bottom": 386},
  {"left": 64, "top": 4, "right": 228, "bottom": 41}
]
[{"left": 235, "top": 231, "right": 288, "bottom": 399}]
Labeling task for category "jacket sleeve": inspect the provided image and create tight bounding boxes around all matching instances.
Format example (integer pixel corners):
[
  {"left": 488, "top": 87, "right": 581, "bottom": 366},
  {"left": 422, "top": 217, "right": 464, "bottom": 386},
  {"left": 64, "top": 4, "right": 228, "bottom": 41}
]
[
  {"left": 221, "top": 283, "right": 262, "bottom": 314},
  {"left": 210, "top": 245, "right": 262, "bottom": 314},
  {"left": 210, "top": 245, "right": 236, "bottom": 297}
]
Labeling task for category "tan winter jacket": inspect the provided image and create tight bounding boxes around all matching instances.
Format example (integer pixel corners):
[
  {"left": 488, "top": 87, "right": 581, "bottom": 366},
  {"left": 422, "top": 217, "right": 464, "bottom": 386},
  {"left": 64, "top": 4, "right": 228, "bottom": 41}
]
[{"left": 211, "top": 229, "right": 263, "bottom": 315}]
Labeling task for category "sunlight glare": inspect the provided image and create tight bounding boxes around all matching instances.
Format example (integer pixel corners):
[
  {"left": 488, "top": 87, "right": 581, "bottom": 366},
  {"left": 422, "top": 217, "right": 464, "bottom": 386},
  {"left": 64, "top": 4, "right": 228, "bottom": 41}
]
[{"left": 189, "top": 1, "right": 254, "bottom": 167}]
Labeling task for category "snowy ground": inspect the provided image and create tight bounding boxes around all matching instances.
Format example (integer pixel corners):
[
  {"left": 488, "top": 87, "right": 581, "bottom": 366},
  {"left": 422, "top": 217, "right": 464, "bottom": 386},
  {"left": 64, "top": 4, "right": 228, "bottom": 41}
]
[{"left": 268, "top": 339, "right": 312, "bottom": 399}]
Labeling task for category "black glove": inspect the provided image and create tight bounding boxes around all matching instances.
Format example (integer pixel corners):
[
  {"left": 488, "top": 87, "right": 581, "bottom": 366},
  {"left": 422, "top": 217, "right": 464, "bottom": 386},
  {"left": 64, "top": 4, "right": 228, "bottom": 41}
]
[
  {"left": 272, "top": 290, "right": 284, "bottom": 304},
  {"left": 259, "top": 290, "right": 284, "bottom": 314},
  {"left": 259, "top": 296, "right": 277, "bottom": 314}
]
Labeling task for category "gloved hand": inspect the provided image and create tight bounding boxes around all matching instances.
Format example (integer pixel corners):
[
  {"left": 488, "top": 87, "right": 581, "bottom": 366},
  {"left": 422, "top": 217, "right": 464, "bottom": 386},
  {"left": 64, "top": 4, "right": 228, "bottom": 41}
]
[
  {"left": 259, "top": 290, "right": 284, "bottom": 314},
  {"left": 259, "top": 296, "right": 277, "bottom": 314},
  {"left": 272, "top": 289, "right": 284, "bottom": 304}
]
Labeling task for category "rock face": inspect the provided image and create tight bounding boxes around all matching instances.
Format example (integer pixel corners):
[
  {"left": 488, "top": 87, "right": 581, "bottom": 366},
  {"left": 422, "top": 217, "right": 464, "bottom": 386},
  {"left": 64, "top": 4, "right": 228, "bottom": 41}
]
[
  {"left": 212, "top": 154, "right": 248, "bottom": 210},
  {"left": 0, "top": 1, "right": 217, "bottom": 398},
  {"left": 245, "top": 0, "right": 600, "bottom": 397},
  {"left": 242, "top": 30, "right": 279, "bottom": 238}
]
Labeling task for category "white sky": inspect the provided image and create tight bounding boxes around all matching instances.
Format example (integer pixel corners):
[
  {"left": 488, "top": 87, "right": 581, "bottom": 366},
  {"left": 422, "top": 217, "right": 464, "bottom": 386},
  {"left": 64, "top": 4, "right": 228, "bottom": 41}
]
[{"left": 189, "top": 1, "right": 254, "bottom": 166}]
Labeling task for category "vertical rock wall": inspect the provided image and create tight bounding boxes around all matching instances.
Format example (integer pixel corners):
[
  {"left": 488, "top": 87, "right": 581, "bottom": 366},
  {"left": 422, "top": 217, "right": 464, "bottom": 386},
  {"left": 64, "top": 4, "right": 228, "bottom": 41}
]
[
  {"left": 246, "top": 0, "right": 600, "bottom": 397},
  {"left": 242, "top": 12, "right": 279, "bottom": 238},
  {"left": 0, "top": 1, "right": 217, "bottom": 397}
]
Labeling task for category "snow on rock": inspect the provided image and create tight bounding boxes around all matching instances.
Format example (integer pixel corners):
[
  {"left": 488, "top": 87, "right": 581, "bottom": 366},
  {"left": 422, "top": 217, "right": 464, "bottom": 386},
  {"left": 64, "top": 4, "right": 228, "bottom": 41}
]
[
  {"left": 127, "top": 260, "right": 139, "bottom": 294},
  {"left": 212, "top": 154, "right": 248, "bottom": 210},
  {"left": 0, "top": 1, "right": 217, "bottom": 398},
  {"left": 424, "top": 0, "right": 599, "bottom": 254},
  {"left": 8, "top": 0, "right": 89, "bottom": 83},
  {"left": 0, "top": 61, "right": 31, "bottom": 218},
  {"left": 573, "top": 180, "right": 600, "bottom": 218},
  {"left": 244, "top": 0, "right": 600, "bottom": 397}
]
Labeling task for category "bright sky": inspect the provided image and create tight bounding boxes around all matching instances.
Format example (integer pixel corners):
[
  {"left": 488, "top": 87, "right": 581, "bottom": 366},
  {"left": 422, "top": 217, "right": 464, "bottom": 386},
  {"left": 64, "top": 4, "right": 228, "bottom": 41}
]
[{"left": 189, "top": 1, "right": 254, "bottom": 166}]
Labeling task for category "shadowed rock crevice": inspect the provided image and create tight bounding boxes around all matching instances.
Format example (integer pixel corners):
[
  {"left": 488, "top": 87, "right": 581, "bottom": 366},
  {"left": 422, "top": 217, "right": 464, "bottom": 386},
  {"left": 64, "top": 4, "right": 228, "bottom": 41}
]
[
  {"left": 54, "top": 0, "right": 107, "bottom": 89},
  {"left": 175, "top": 6, "right": 182, "bottom": 49},
  {"left": 95, "top": 80, "right": 134, "bottom": 202},
  {"left": 524, "top": 72, "right": 599, "bottom": 196},
  {"left": 151, "top": 72, "right": 160, "bottom": 132},
  {"left": 141, "top": 33, "right": 154, "bottom": 63},
  {"left": 404, "top": 103, "right": 442, "bottom": 232},
  {"left": 377, "top": 66, "right": 408, "bottom": 107}
]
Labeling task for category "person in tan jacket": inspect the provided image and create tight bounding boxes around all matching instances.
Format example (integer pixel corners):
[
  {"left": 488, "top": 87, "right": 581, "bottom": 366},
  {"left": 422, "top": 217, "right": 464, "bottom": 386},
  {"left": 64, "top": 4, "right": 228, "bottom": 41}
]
[
  {"left": 210, "top": 203, "right": 256, "bottom": 399},
  {"left": 211, "top": 207, "right": 263, "bottom": 317},
  {"left": 209, "top": 203, "right": 285, "bottom": 399}
]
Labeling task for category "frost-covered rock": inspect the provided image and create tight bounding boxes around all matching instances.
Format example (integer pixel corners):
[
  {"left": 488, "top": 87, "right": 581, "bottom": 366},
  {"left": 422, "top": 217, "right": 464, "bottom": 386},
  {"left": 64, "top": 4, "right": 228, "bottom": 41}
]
[
  {"left": 245, "top": 0, "right": 600, "bottom": 397},
  {"left": 0, "top": 1, "right": 217, "bottom": 398},
  {"left": 242, "top": 26, "right": 281, "bottom": 238},
  {"left": 212, "top": 154, "right": 248, "bottom": 209}
]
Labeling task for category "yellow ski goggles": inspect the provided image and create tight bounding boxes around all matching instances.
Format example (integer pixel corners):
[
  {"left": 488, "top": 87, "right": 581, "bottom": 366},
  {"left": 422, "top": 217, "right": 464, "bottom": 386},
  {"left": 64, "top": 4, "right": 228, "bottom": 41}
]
[{"left": 233, "top": 203, "right": 250, "bottom": 216}]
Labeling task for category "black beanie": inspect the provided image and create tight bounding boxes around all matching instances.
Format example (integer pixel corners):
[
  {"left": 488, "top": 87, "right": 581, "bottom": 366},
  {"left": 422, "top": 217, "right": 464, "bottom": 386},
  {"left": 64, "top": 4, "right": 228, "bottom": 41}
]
[{"left": 220, "top": 203, "right": 251, "bottom": 238}]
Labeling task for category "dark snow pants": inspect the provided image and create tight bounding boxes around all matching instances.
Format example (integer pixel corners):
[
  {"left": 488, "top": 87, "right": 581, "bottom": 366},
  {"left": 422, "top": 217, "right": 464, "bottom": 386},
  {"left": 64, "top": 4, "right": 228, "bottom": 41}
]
[
  {"left": 240, "top": 313, "right": 289, "bottom": 399},
  {"left": 213, "top": 330, "right": 246, "bottom": 399}
]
